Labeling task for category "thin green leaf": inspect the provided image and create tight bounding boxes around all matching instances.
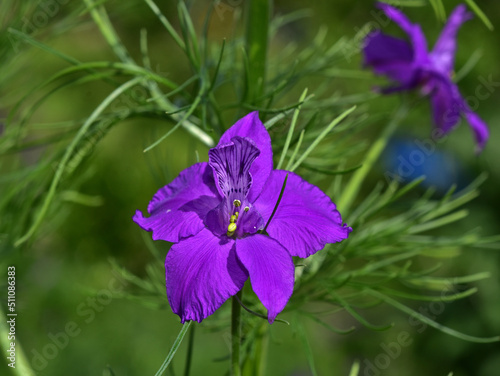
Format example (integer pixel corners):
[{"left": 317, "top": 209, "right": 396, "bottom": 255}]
[
  {"left": 294, "top": 317, "right": 318, "bottom": 376},
  {"left": 290, "top": 106, "right": 356, "bottom": 171},
  {"left": 155, "top": 322, "right": 193, "bottom": 376},
  {"left": 177, "top": 1, "right": 201, "bottom": 69},
  {"left": 83, "top": 0, "right": 134, "bottom": 63},
  {"left": 60, "top": 191, "right": 104, "bottom": 207},
  {"left": 209, "top": 39, "right": 226, "bottom": 91},
  {"left": 454, "top": 49, "right": 482, "bottom": 82},
  {"left": 367, "top": 289, "right": 500, "bottom": 343},
  {"left": 351, "top": 251, "right": 420, "bottom": 277},
  {"left": 300, "top": 163, "right": 362, "bottom": 176},
  {"left": 286, "top": 130, "right": 305, "bottom": 171},
  {"left": 7, "top": 28, "right": 80, "bottom": 65},
  {"left": 429, "top": 0, "right": 446, "bottom": 22},
  {"left": 379, "top": 286, "right": 478, "bottom": 302},
  {"left": 15, "top": 77, "right": 143, "bottom": 247},
  {"left": 143, "top": 93, "right": 202, "bottom": 152},
  {"left": 338, "top": 104, "right": 407, "bottom": 214},
  {"left": 464, "top": 0, "right": 494, "bottom": 30},
  {"left": 301, "top": 311, "right": 355, "bottom": 335},
  {"left": 235, "top": 295, "right": 289, "bottom": 325},
  {"left": 406, "top": 272, "right": 491, "bottom": 289},
  {"left": 409, "top": 210, "right": 469, "bottom": 234},
  {"left": 348, "top": 360, "right": 360, "bottom": 376},
  {"left": 278, "top": 88, "right": 307, "bottom": 170},
  {"left": 144, "top": 0, "right": 186, "bottom": 50},
  {"left": 332, "top": 293, "right": 394, "bottom": 331}
]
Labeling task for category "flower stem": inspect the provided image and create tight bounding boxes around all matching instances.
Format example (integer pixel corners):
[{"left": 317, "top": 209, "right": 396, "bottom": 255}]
[
  {"left": 245, "top": 0, "right": 271, "bottom": 103},
  {"left": 231, "top": 290, "right": 243, "bottom": 376},
  {"left": 183, "top": 323, "right": 195, "bottom": 376},
  {"left": 254, "top": 323, "right": 269, "bottom": 376},
  {"left": 337, "top": 104, "right": 408, "bottom": 215}
]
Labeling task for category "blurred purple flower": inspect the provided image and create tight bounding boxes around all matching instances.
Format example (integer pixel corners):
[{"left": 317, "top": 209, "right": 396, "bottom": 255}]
[
  {"left": 134, "top": 112, "right": 351, "bottom": 323},
  {"left": 363, "top": 2, "right": 489, "bottom": 151}
]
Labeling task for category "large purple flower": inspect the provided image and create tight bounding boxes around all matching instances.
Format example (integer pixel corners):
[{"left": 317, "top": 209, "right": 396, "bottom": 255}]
[
  {"left": 133, "top": 112, "right": 351, "bottom": 323},
  {"left": 363, "top": 2, "right": 489, "bottom": 150}
]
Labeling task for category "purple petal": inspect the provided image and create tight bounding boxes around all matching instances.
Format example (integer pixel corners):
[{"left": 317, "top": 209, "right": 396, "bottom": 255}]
[
  {"left": 377, "top": 2, "right": 429, "bottom": 64},
  {"left": 253, "top": 170, "right": 351, "bottom": 258},
  {"left": 236, "top": 204, "right": 265, "bottom": 237},
  {"left": 209, "top": 136, "right": 260, "bottom": 202},
  {"left": 133, "top": 163, "right": 220, "bottom": 243},
  {"left": 430, "top": 5, "right": 472, "bottom": 74},
  {"left": 166, "top": 229, "right": 248, "bottom": 323},
  {"left": 463, "top": 107, "right": 489, "bottom": 152},
  {"left": 218, "top": 112, "right": 273, "bottom": 202},
  {"left": 363, "top": 31, "right": 416, "bottom": 86},
  {"left": 429, "top": 75, "right": 489, "bottom": 150},
  {"left": 429, "top": 76, "right": 463, "bottom": 133},
  {"left": 235, "top": 234, "right": 294, "bottom": 324}
]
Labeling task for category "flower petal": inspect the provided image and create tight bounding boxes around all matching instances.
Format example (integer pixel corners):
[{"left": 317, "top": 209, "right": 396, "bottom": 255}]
[
  {"left": 429, "top": 76, "right": 463, "bottom": 133},
  {"left": 463, "top": 107, "right": 489, "bottom": 152},
  {"left": 430, "top": 5, "right": 472, "bottom": 74},
  {"left": 377, "top": 2, "right": 428, "bottom": 64},
  {"left": 133, "top": 162, "right": 220, "bottom": 243},
  {"left": 235, "top": 234, "right": 294, "bottom": 324},
  {"left": 363, "top": 31, "right": 416, "bottom": 86},
  {"left": 218, "top": 112, "right": 273, "bottom": 202},
  {"left": 253, "top": 170, "right": 351, "bottom": 258},
  {"left": 429, "top": 75, "right": 489, "bottom": 150},
  {"left": 209, "top": 136, "right": 260, "bottom": 201},
  {"left": 166, "top": 229, "right": 248, "bottom": 323}
]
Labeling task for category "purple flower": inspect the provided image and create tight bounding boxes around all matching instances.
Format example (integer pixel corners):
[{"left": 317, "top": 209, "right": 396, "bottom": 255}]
[
  {"left": 363, "top": 3, "right": 489, "bottom": 151},
  {"left": 133, "top": 112, "right": 351, "bottom": 323}
]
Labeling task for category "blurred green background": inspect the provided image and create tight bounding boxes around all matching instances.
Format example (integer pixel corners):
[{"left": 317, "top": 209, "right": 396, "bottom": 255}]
[{"left": 1, "top": 0, "right": 499, "bottom": 375}]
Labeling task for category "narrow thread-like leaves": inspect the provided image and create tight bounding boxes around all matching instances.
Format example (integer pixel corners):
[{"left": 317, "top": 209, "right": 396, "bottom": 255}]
[
  {"left": 155, "top": 321, "right": 193, "bottom": 376},
  {"left": 277, "top": 88, "right": 308, "bottom": 170},
  {"left": 15, "top": 77, "right": 143, "bottom": 247},
  {"left": 290, "top": 106, "right": 356, "bottom": 171},
  {"left": 367, "top": 289, "right": 500, "bottom": 343}
]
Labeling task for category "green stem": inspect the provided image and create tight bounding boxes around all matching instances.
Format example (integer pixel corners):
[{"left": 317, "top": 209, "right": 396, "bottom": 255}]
[
  {"left": 83, "top": 0, "right": 134, "bottom": 64},
  {"left": 245, "top": 0, "right": 271, "bottom": 103},
  {"left": 183, "top": 324, "right": 195, "bottom": 376},
  {"left": 337, "top": 104, "right": 408, "bottom": 215},
  {"left": 231, "top": 290, "right": 243, "bottom": 376},
  {"left": 254, "top": 324, "right": 269, "bottom": 376}
]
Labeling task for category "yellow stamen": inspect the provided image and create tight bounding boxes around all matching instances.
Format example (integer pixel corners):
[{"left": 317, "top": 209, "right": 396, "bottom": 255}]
[
  {"left": 244, "top": 206, "right": 249, "bottom": 212},
  {"left": 230, "top": 215, "right": 236, "bottom": 223},
  {"left": 235, "top": 211, "right": 239, "bottom": 219},
  {"left": 227, "top": 222, "right": 237, "bottom": 236},
  {"left": 233, "top": 199, "right": 241, "bottom": 207}
]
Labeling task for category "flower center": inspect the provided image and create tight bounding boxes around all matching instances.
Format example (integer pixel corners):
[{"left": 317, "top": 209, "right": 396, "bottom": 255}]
[{"left": 226, "top": 199, "right": 250, "bottom": 237}]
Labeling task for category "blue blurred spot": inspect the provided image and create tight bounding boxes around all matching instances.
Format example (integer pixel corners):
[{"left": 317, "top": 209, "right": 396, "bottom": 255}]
[{"left": 382, "top": 136, "right": 467, "bottom": 193}]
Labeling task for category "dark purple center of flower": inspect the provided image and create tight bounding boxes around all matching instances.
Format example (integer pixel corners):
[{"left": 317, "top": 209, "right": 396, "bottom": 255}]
[{"left": 206, "top": 137, "right": 265, "bottom": 238}]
